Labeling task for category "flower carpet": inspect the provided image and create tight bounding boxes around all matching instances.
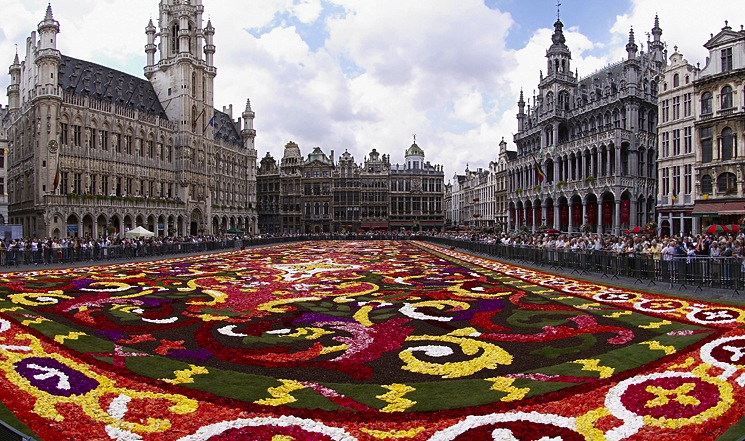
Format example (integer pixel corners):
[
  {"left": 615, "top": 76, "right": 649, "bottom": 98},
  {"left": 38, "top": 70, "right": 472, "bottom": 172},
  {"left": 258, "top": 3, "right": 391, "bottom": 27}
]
[{"left": 0, "top": 240, "right": 744, "bottom": 440}]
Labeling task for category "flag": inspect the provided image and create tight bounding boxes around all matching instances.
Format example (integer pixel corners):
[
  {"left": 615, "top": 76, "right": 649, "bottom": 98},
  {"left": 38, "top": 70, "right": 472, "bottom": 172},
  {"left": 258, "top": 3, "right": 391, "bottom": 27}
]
[
  {"left": 52, "top": 159, "right": 60, "bottom": 193},
  {"left": 192, "top": 107, "right": 206, "bottom": 131},
  {"left": 531, "top": 153, "right": 546, "bottom": 184},
  {"left": 671, "top": 191, "right": 677, "bottom": 205},
  {"left": 203, "top": 115, "right": 214, "bottom": 134}
]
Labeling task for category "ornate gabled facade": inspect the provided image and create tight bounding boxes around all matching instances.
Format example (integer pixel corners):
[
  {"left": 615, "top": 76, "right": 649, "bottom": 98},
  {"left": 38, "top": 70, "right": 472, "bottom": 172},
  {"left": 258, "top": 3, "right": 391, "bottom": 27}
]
[
  {"left": 508, "top": 16, "right": 666, "bottom": 235},
  {"left": 359, "top": 148, "right": 390, "bottom": 231},
  {"left": 389, "top": 141, "right": 445, "bottom": 231},
  {"left": 256, "top": 141, "right": 444, "bottom": 234},
  {"left": 690, "top": 22, "right": 745, "bottom": 227},
  {"left": 5, "top": 1, "right": 257, "bottom": 239},
  {"left": 302, "top": 146, "right": 334, "bottom": 233},
  {"left": 332, "top": 150, "right": 360, "bottom": 233},
  {"left": 278, "top": 141, "right": 303, "bottom": 234},
  {"left": 656, "top": 48, "right": 699, "bottom": 236}
]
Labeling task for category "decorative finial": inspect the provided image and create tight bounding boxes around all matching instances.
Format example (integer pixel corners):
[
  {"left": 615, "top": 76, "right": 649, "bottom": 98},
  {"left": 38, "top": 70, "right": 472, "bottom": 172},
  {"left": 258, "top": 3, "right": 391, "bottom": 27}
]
[
  {"left": 674, "top": 45, "right": 678, "bottom": 53},
  {"left": 413, "top": 134, "right": 417, "bottom": 144},
  {"left": 556, "top": 0, "right": 561, "bottom": 21}
]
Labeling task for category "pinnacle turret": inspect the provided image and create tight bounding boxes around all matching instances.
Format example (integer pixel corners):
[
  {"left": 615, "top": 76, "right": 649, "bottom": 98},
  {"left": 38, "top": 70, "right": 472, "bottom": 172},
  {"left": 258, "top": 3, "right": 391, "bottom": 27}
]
[{"left": 626, "top": 27, "right": 638, "bottom": 59}]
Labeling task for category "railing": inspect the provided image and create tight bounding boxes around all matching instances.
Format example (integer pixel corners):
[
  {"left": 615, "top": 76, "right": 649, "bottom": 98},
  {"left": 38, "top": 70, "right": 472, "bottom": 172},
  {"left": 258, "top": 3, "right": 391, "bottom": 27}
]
[
  {"left": 0, "top": 420, "right": 35, "bottom": 441},
  {"left": 0, "top": 237, "right": 308, "bottom": 268},
  {"left": 420, "top": 237, "right": 745, "bottom": 295}
]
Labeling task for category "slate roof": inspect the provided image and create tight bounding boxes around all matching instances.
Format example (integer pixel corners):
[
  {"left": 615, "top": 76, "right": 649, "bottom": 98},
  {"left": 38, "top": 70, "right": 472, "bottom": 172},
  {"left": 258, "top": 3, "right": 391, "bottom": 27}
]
[
  {"left": 58, "top": 54, "right": 243, "bottom": 147},
  {"left": 212, "top": 109, "right": 242, "bottom": 146},
  {"left": 58, "top": 55, "right": 167, "bottom": 118}
]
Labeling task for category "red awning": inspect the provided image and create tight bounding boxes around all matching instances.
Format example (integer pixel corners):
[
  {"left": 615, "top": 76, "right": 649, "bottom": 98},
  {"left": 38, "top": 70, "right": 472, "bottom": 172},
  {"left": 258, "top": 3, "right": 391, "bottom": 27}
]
[
  {"left": 361, "top": 222, "right": 388, "bottom": 228},
  {"left": 691, "top": 200, "right": 745, "bottom": 217}
]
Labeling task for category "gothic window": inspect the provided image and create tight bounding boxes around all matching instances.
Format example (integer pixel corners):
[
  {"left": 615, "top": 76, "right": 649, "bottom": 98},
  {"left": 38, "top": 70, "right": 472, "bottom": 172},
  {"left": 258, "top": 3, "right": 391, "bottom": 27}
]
[
  {"left": 59, "top": 122, "right": 68, "bottom": 145},
  {"left": 171, "top": 23, "right": 180, "bottom": 54},
  {"left": 192, "top": 105, "right": 197, "bottom": 133},
  {"left": 192, "top": 72, "right": 196, "bottom": 96},
  {"left": 721, "top": 86, "right": 733, "bottom": 110},
  {"left": 701, "top": 175, "right": 712, "bottom": 195},
  {"left": 701, "top": 92, "right": 713, "bottom": 115},
  {"left": 721, "top": 127, "right": 735, "bottom": 160}
]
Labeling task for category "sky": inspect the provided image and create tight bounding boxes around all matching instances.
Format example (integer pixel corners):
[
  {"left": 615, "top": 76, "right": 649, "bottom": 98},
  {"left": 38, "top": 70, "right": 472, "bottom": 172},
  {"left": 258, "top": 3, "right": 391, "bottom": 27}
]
[{"left": 0, "top": 0, "right": 742, "bottom": 182}]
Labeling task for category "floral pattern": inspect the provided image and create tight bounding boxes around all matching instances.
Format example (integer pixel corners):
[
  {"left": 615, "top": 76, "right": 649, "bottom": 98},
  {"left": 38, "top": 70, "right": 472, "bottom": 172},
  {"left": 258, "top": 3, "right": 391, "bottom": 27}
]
[{"left": 0, "top": 241, "right": 743, "bottom": 440}]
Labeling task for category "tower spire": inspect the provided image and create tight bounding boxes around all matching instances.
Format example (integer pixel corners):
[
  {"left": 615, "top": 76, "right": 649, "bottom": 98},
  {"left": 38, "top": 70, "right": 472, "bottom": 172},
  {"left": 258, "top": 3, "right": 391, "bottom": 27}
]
[{"left": 45, "top": 2, "right": 54, "bottom": 21}]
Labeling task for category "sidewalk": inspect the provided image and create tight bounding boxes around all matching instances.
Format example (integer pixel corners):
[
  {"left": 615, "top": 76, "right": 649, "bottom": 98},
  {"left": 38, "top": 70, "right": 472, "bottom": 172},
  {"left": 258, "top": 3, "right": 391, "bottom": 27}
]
[{"left": 461, "top": 247, "right": 745, "bottom": 305}]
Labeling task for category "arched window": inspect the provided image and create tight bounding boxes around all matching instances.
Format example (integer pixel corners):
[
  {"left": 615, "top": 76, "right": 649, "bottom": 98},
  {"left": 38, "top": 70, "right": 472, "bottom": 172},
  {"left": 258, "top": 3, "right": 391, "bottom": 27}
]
[
  {"left": 701, "top": 92, "right": 713, "bottom": 114},
  {"left": 721, "top": 86, "right": 733, "bottom": 109},
  {"left": 191, "top": 105, "right": 197, "bottom": 133},
  {"left": 717, "top": 172, "right": 737, "bottom": 194},
  {"left": 673, "top": 73, "right": 679, "bottom": 87},
  {"left": 192, "top": 72, "right": 196, "bottom": 96},
  {"left": 701, "top": 175, "right": 713, "bottom": 195},
  {"left": 722, "top": 127, "right": 735, "bottom": 160}
]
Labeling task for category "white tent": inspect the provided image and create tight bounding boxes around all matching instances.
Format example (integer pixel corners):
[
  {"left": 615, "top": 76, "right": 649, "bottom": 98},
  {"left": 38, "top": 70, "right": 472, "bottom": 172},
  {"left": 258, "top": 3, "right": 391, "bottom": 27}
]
[{"left": 125, "top": 226, "right": 155, "bottom": 238}]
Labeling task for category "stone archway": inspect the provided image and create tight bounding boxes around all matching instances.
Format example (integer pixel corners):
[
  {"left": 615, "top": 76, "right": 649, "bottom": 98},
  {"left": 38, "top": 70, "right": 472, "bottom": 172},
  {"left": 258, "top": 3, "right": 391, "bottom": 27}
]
[
  {"left": 66, "top": 214, "right": 80, "bottom": 238},
  {"left": 191, "top": 209, "right": 203, "bottom": 236}
]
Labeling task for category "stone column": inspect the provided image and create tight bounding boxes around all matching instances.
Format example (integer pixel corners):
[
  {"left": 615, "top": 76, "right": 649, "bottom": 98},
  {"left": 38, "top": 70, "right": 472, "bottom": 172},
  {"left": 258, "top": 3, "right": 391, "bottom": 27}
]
[
  {"left": 614, "top": 200, "right": 621, "bottom": 236},
  {"left": 554, "top": 204, "right": 560, "bottom": 230},
  {"left": 597, "top": 200, "right": 603, "bottom": 233},
  {"left": 582, "top": 201, "right": 587, "bottom": 230},
  {"left": 568, "top": 203, "right": 574, "bottom": 233}
]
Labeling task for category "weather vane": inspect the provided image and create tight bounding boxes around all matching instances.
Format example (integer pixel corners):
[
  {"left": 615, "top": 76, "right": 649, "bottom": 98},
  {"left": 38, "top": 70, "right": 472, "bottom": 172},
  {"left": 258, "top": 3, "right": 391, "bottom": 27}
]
[
  {"left": 413, "top": 134, "right": 417, "bottom": 144},
  {"left": 556, "top": 1, "right": 561, "bottom": 21}
]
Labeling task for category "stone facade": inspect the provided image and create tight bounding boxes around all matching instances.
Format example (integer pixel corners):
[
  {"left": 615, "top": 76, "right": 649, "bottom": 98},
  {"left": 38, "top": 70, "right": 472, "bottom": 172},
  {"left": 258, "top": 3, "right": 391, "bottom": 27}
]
[
  {"left": 508, "top": 17, "right": 666, "bottom": 235},
  {"left": 690, "top": 23, "right": 745, "bottom": 228},
  {"left": 0, "top": 105, "right": 8, "bottom": 225},
  {"left": 389, "top": 142, "right": 445, "bottom": 231},
  {"left": 656, "top": 48, "right": 699, "bottom": 236},
  {"left": 5, "top": 1, "right": 257, "bottom": 239},
  {"left": 257, "top": 141, "right": 444, "bottom": 234}
]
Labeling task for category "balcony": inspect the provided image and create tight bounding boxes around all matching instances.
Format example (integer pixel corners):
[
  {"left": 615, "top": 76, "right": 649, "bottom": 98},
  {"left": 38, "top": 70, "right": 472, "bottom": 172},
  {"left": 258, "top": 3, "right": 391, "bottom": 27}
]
[{"left": 45, "top": 194, "right": 186, "bottom": 211}]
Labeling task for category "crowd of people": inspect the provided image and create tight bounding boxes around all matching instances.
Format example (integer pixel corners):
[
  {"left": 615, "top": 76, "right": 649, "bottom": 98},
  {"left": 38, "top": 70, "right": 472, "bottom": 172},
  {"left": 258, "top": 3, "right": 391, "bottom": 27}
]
[
  {"left": 2, "top": 229, "right": 744, "bottom": 268},
  {"left": 425, "top": 229, "right": 745, "bottom": 262},
  {"left": 0, "top": 234, "right": 243, "bottom": 266}
]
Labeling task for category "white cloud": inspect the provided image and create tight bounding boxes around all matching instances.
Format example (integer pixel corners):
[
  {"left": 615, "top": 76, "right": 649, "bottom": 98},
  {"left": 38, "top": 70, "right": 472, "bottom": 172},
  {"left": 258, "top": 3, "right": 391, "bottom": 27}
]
[{"left": 2, "top": 0, "right": 742, "bottom": 181}]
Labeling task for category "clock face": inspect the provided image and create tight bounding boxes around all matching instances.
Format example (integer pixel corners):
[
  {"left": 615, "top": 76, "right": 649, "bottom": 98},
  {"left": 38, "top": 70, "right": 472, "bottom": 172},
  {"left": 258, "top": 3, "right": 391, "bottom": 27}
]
[{"left": 48, "top": 139, "right": 58, "bottom": 153}]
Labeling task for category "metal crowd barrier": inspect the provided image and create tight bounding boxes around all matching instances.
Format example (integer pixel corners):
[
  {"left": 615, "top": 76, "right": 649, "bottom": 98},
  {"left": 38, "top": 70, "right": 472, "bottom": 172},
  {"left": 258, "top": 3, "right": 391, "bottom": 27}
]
[
  {"left": 421, "top": 237, "right": 745, "bottom": 296},
  {"left": 0, "top": 420, "right": 35, "bottom": 441},
  {"left": 0, "top": 236, "right": 309, "bottom": 268}
]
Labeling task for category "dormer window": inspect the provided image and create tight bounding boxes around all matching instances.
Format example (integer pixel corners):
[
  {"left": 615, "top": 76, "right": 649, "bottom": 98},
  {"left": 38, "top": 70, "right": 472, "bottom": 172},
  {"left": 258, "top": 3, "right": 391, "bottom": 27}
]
[{"left": 721, "top": 47, "right": 733, "bottom": 72}]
